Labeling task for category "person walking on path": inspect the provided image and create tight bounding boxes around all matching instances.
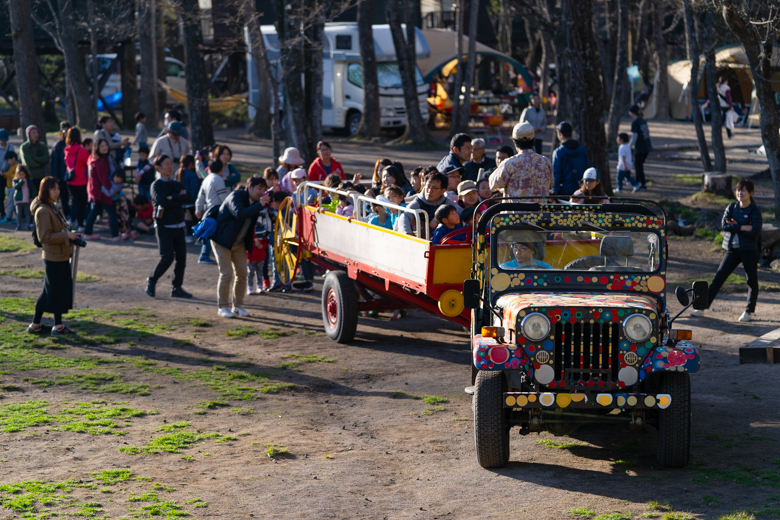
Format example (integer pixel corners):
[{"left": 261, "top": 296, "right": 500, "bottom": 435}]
[
  {"left": 551, "top": 121, "right": 589, "bottom": 196},
  {"left": 490, "top": 122, "right": 553, "bottom": 203},
  {"left": 149, "top": 121, "right": 190, "bottom": 164},
  {"left": 28, "top": 177, "right": 80, "bottom": 336},
  {"left": 437, "top": 133, "right": 472, "bottom": 175},
  {"left": 519, "top": 93, "right": 547, "bottom": 155},
  {"left": 308, "top": 141, "right": 345, "bottom": 182},
  {"left": 628, "top": 105, "right": 652, "bottom": 191},
  {"left": 211, "top": 175, "right": 270, "bottom": 318},
  {"left": 146, "top": 154, "right": 193, "bottom": 299},
  {"left": 690, "top": 179, "right": 763, "bottom": 322},
  {"left": 195, "top": 158, "right": 229, "bottom": 264},
  {"left": 463, "top": 138, "right": 496, "bottom": 182},
  {"left": 20, "top": 125, "right": 50, "bottom": 196},
  {"left": 50, "top": 121, "right": 72, "bottom": 219}
]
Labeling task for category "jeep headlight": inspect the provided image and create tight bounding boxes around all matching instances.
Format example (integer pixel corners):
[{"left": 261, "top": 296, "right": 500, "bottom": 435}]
[
  {"left": 381, "top": 107, "right": 396, "bottom": 117},
  {"left": 521, "top": 312, "right": 550, "bottom": 341},
  {"left": 623, "top": 314, "right": 652, "bottom": 343}
]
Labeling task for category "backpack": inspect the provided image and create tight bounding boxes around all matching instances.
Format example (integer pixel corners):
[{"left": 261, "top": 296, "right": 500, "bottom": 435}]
[{"left": 192, "top": 205, "right": 219, "bottom": 243}]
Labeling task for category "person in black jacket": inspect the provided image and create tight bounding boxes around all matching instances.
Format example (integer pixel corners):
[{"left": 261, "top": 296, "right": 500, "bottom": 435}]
[
  {"left": 690, "top": 179, "right": 763, "bottom": 322},
  {"left": 211, "top": 175, "right": 270, "bottom": 318},
  {"left": 146, "top": 153, "right": 193, "bottom": 298}
]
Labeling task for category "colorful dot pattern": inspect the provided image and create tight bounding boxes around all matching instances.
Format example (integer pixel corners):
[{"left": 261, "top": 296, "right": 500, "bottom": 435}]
[
  {"left": 640, "top": 340, "right": 700, "bottom": 380},
  {"left": 503, "top": 392, "right": 672, "bottom": 409},
  {"left": 472, "top": 334, "right": 532, "bottom": 371}
]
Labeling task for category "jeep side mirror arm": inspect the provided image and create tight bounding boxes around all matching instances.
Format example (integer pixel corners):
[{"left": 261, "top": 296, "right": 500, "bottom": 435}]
[
  {"left": 463, "top": 279, "right": 503, "bottom": 325},
  {"left": 667, "top": 281, "right": 709, "bottom": 332}
]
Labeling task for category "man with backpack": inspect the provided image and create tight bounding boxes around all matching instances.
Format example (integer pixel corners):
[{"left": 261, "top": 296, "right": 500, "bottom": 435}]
[
  {"left": 194, "top": 158, "right": 228, "bottom": 264},
  {"left": 551, "top": 121, "right": 590, "bottom": 196}
]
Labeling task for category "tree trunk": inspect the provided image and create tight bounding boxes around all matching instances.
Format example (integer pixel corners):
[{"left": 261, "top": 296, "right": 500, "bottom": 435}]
[
  {"left": 606, "top": 0, "right": 629, "bottom": 154},
  {"left": 242, "top": 0, "right": 272, "bottom": 139},
  {"left": 304, "top": 0, "right": 325, "bottom": 162},
  {"left": 722, "top": 2, "right": 780, "bottom": 219},
  {"left": 450, "top": 0, "right": 465, "bottom": 135},
  {"left": 121, "top": 40, "right": 139, "bottom": 128},
  {"left": 561, "top": 0, "right": 612, "bottom": 195},
  {"left": 682, "top": 0, "right": 711, "bottom": 172},
  {"left": 87, "top": 0, "right": 100, "bottom": 112},
  {"left": 634, "top": 0, "right": 650, "bottom": 83},
  {"left": 274, "top": 0, "right": 308, "bottom": 160},
  {"left": 546, "top": 0, "right": 566, "bottom": 158},
  {"left": 156, "top": 0, "right": 167, "bottom": 119},
  {"left": 179, "top": 0, "right": 214, "bottom": 152},
  {"left": 9, "top": 0, "right": 45, "bottom": 137},
  {"left": 652, "top": 0, "right": 670, "bottom": 120},
  {"left": 702, "top": 8, "right": 726, "bottom": 173},
  {"left": 538, "top": 30, "right": 550, "bottom": 101},
  {"left": 139, "top": 0, "right": 159, "bottom": 128},
  {"left": 458, "top": 0, "right": 479, "bottom": 131},
  {"left": 357, "top": 0, "right": 380, "bottom": 139},
  {"left": 58, "top": 0, "right": 96, "bottom": 128},
  {"left": 386, "top": 0, "right": 432, "bottom": 144}
]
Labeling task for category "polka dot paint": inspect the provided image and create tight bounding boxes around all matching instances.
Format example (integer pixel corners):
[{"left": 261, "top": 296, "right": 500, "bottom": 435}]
[{"left": 639, "top": 341, "right": 700, "bottom": 380}]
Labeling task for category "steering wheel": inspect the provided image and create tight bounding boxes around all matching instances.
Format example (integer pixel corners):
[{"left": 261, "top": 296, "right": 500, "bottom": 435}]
[
  {"left": 440, "top": 226, "right": 473, "bottom": 244},
  {"left": 563, "top": 255, "right": 605, "bottom": 270}
]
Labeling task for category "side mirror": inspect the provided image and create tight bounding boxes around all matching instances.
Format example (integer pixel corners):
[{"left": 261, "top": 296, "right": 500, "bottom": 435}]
[
  {"left": 463, "top": 279, "right": 481, "bottom": 309},
  {"left": 675, "top": 286, "right": 690, "bottom": 307},
  {"left": 692, "top": 281, "right": 709, "bottom": 310}
]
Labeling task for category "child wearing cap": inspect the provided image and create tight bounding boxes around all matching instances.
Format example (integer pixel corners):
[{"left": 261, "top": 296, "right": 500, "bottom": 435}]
[
  {"left": 367, "top": 196, "right": 393, "bottom": 230},
  {"left": 571, "top": 168, "right": 606, "bottom": 205},
  {"left": 431, "top": 204, "right": 463, "bottom": 245},
  {"left": 457, "top": 180, "right": 479, "bottom": 209},
  {"left": 616, "top": 132, "right": 641, "bottom": 193}
]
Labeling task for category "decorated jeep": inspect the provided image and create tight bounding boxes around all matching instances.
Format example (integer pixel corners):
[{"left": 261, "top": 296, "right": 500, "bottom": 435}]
[{"left": 462, "top": 199, "right": 708, "bottom": 469}]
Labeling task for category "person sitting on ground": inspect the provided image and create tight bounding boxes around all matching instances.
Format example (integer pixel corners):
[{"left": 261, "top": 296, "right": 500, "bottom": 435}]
[
  {"left": 571, "top": 168, "right": 607, "bottom": 205},
  {"left": 437, "top": 133, "right": 472, "bottom": 175},
  {"left": 501, "top": 239, "right": 552, "bottom": 270},
  {"left": 278, "top": 148, "right": 305, "bottom": 194},
  {"left": 398, "top": 173, "right": 459, "bottom": 236},
  {"left": 133, "top": 193, "right": 154, "bottom": 234},
  {"left": 431, "top": 204, "right": 463, "bottom": 245},
  {"left": 308, "top": 141, "right": 345, "bottom": 181},
  {"left": 367, "top": 196, "right": 393, "bottom": 230},
  {"left": 457, "top": 180, "right": 479, "bottom": 209}
]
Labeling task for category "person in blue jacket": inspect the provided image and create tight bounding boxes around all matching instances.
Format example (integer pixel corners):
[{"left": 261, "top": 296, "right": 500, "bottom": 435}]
[{"left": 551, "top": 121, "right": 590, "bottom": 196}]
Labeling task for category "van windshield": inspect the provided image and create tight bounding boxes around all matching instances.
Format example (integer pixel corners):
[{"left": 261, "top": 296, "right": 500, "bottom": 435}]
[{"left": 347, "top": 62, "right": 424, "bottom": 89}]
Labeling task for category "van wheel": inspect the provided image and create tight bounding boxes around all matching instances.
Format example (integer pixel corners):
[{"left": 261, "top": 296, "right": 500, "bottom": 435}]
[
  {"left": 657, "top": 372, "right": 691, "bottom": 468},
  {"left": 473, "top": 370, "right": 510, "bottom": 468},
  {"left": 346, "top": 112, "right": 362, "bottom": 137},
  {"left": 321, "top": 271, "right": 358, "bottom": 343}
]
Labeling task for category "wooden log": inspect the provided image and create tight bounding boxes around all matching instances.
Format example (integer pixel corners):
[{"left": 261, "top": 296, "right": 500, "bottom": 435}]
[{"left": 701, "top": 171, "right": 733, "bottom": 197}]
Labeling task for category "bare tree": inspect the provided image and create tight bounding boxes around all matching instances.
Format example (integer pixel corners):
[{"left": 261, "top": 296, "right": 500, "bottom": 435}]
[
  {"left": 702, "top": 6, "right": 727, "bottom": 172},
  {"left": 652, "top": 0, "right": 671, "bottom": 120},
  {"left": 121, "top": 41, "right": 139, "bottom": 127},
  {"left": 458, "top": 0, "right": 480, "bottom": 132},
  {"left": 304, "top": 0, "right": 326, "bottom": 162},
  {"left": 451, "top": 1, "right": 465, "bottom": 135},
  {"left": 722, "top": 0, "right": 780, "bottom": 219},
  {"left": 606, "top": 0, "right": 629, "bottom": 154},
  {"left": 357, "top": 0, "right": 380, "bottom": 139},
  {"left": 139, "top": 0, "right": 159, "bottom": 128},
  {"left": 682, "top": 0, "right": 711, "bottom": 171},
  {"left": 9, "top": 0, "right": 45, "bottom": 137},
  {"left": 487, "top": 0, "right": 514, "bottom": 88}
]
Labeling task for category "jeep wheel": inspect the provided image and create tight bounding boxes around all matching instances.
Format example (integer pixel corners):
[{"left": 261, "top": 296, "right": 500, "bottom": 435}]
[
  {"left": 656, "top": 372, "right": 691, "bottom": 468},
  {"left": 473, "top": 370, "right": 510, "bottom": 468},
  {"left": 321, "top": 271, "right": 358, "bottom": 343}
]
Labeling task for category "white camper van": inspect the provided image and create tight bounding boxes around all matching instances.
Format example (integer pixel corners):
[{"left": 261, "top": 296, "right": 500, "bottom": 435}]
[{"left": 246, "top": 23, "right": 430, "bottom": 136}]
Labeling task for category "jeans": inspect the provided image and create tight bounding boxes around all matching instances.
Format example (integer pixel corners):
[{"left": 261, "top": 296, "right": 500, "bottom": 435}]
[
  {"left": 616, "top": 169, "right": 640, "bottom": 191},
  {"left": 708, "top": 249, "right": 760, "bottom": 313},
  {"left": 85, "top": 201, "right": 119, "bottom": 237},
  {"left": 248, "top": 261, "right": 262, "bottom": 289},
  {"left": 212, "top": 241, "right": 247, "bottom": 308},
  {"left": 635, "top": 151, "right": 649, "bottom": 187},
  {"left": 138, "top": 184, "right": 151, "bottom": 201},
  {"left": 150, "top": 226, "right": 187, "bottom": 289},
  {"left": 69, "top": 185, "right": 88, "bottom": 227},
  {"left": 199, "top": 240, "right": 213, "bottom": 260},
  {"left": 5, "top": 188, "right": 14, "bottom": 219},
  {"left": 59, "top": 179, "right": 70, "bottom": 217},
  {"left": 262, "top": 242, "right": 274, "bottom": 282},
  {"left": 14, "top": 202, "right": 30, "bottom": 230}
]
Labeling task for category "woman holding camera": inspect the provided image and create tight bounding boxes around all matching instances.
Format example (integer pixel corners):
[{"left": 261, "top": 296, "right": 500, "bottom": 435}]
[{"left": 28, "top": 177, "right": 80, "bottom": 336}]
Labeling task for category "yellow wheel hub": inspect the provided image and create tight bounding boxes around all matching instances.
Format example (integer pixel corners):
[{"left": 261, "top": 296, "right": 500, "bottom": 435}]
[
  {"left": 274, "top": 197, "right": 299, "bottom": 286},
  {"left": 438, "top": 289, "right": 464, "bottom": 317}
]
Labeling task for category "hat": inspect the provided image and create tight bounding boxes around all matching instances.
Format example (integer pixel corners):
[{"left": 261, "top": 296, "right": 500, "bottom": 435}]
[
  {"left": 556, "top": 121, "right": 573, "bottom": 136},
  {"left": 290, "top": 168, "right": 307, "bottom": 180},
  {"left": 279, "top": 147, "right": 305, "bottom": 166},
  {"left": 0, "top": 129, "right": 8, "bottom": 141},
  {"left": 442, "top": 165, "right": 464, "bottom": 177},
  {"left": 168, "top": 121, "right": 184, "bottom": 136},
  {"left": 457, "top": 180, "right": 478, "bottom": 196},
  {"left": 375, "top": 195, "right": 391, "bottom": 205},
  {"left": 582, "top": 167, "right": 599, "bottom": 181},
  {"left": 511, "top": 121, "right": 535, "bottom": 141}
]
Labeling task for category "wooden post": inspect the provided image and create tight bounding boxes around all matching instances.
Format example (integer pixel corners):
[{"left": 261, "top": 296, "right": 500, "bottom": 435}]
[{"left": 701, "top": 171, "right": 733, "bottom": 198}]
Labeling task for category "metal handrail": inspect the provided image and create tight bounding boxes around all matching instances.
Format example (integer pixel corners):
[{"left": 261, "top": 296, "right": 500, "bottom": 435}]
[{"left": 355, "top": 194, "right": 430, "bottom": 241}]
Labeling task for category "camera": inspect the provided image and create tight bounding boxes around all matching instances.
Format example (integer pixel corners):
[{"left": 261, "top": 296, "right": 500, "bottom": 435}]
[{"left": 70, "top": 237, "right": 87, "bottom": 248}]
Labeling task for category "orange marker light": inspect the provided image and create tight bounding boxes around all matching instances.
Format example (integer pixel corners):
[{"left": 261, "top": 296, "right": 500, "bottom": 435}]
[
  {"left": 481, "top": 327, "right": 505, "bottom": 338},
  {"left": 672, "top": 330, "right": 692, "bottom": 341}
]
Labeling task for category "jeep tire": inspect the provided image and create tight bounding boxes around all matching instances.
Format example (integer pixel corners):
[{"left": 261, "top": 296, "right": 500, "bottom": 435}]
[
  {"left": 656, "top": 372, "right": 691, "bottom": 468},
  {"left": 474, "top": 370, "right": 510, "bottom": 468},
  {"left": 322, "top": 271, "right": 358, "bottom": 343}
]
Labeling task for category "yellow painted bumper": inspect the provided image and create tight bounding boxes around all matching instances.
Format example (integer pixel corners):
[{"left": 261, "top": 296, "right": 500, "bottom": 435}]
[{"left": 503, "top": 392, "right": 672, "bottom": 410}]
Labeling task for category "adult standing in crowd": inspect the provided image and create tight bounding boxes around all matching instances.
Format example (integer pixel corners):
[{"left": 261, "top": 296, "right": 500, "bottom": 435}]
[
  {"left": 20, "top": 125, "right": 50, "bottom": 197},
  {"left": 717, "top": 76, "right": 734, "bottom": 139},
  {"left": 490, "top": 122, "right": 553, "bottom": 202},
  {"left": 308, "top": 141, "right": 344, "bottom": 182},
  {"left": 437, "top": 133, "right": 472, "bottom": 175},
  {"left": 277, "top": 147, "right": 305, "bottom": 193},
  {"left": 84, "top": 139, "right": 120, "bottom": 241},
  {"left": 691, "top": 179, "right": 762, "bottom": 322},
  {"left": 629, "top": 105, "right": 652, "bottom": 191},
  {"left": 519, "top": 93, "right": 547, "bottom": 155},
  {"left": 146, "top": 154, "right": 193, "bottom": 299},
  {"left": 551, "top": 121, "right": 589, "bottom": 196},
  {"left": 0, "top": 128, "right": 15, "bottom": 220},
  {"left": 157, "top": 110, "right": 190, "bottom": 140},
  {"left": 213, "top": 145, "right": 242, "bottom": 191},
  {"left": 195, "top": 158, "right": 229, "bottom": 265},
  {"left": 93, "top": 116, "right": 129, "bottom": 157},
  {"left": 50, "top": 121, "right": 72, "bottom": 219},
  {"left": 64, "top": 128, "right": 90, "bottom": 232},
  {"left": 150, "top": 121, "right": 190, "bottom": 164},
  {"left": 211, "top": 175, "right": 270, "bottom": 318},
  {"left": 28, "top": 176, "right": 79, "bottom": 336},
  {"left": 463, "top": 138, "right": 496, "bottom": 182}
]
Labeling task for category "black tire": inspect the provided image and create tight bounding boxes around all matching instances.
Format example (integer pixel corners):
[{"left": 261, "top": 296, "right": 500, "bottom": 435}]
[
  {"left": 346, "top": 112, "right": 362, "bottom": 137},
  {"left": 657, "top": 372, "right": 691, "bottom": 468},
  {"left": 321, "top": 271, "right": 358, "bottom": 343},
  {"left": 473, "top": 370, "right": 510, "bottom": 468}
]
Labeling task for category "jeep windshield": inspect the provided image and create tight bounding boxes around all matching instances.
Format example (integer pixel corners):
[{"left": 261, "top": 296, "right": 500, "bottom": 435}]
[{"left": 494, "top": 229, "right": 661, "bottom": 273}]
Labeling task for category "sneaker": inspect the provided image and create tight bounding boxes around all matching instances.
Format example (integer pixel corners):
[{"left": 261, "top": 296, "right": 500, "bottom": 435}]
[
  {"left": 738, "top": 311, "right": 752, "bottom": 322},
  {"left": 262, "top": 280, "right": 271, "bottom": 292},
  {"left": 77, "top": 226, "right": 86, "bottom": 233},
  {"left": 112, "top": 236, "right": 123, "bottom": 242},
  {"left": 218, "top": 307, "right": 235, "bottom": 318},
  {"left": 253, "top": 287, "right": 263, "bottom": 295},
  {"left": 281, "top": 285, "right": 293, "bottom": 293},
  {"left": 613, "top": 188, "right": 622, "bottom": 193},
  {"left": 268, "top": 284, "right": 283, "bottom": 292},
  {"left": 84, "top": 234, "right": 101, "bottom": 240},
  {"left": 301, "top": 281, "right": 314, "bottom": 293},
  {"left": 198, "top": 257, "right": 217, "bottom": 265},
  {"left": 689, "top": 309, "right": 704, "bottom": 317},
  {"left": 51, "top": 325, "right": 71, "bottom": 336},
  {"left": 247, "top": 285, "right": 255, "bottom": 296},
  {"left": 232, "top": 306, "right": 250, "bottom": 317},
  {"left": 145, "top": 278, "right": 156, "bottom": 297},
  {"left": 27, "top": 323, "right": 45, "bottom": 334},
  {"left": 171, "top": 287, "right": 193, "bottom": 298},
  {"left": 185, "top": 235, "right": 195, "bottom": 244},
  {"left": 632, "top": 186, "right": 641, "bottom": 193}
]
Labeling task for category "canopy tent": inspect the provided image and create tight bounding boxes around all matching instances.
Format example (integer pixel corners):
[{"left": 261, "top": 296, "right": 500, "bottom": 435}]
[{"left": 418, "top": 29, "right": 534, "bottom": 87}]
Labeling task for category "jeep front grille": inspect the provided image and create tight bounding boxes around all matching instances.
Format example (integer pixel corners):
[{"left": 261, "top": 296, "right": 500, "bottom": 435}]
[{"left": 552, "top": 321, "right": 621, "bottom": 386}]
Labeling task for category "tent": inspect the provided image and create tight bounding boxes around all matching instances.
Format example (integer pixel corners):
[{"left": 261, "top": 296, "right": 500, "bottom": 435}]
[{"left": 417, "top": 29, "right": 534, "bottom": 87}]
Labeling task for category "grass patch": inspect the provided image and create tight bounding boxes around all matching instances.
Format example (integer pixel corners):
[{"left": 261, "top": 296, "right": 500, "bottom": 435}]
[
  {"left": 702, "top": 494, "right": 717, "bottom": 505},
  {"left": 154, "top": 421, "right": 191, "bottom": 432},
  {"left": 0, "top": 400, "right": 52, "bottom": 433},
  {"left": 195, "top": 400, "right": 229, "bottom": 410},
  {"left": 26, "top": 372, "right": 151, "bottom": 396},
  {"left": 568, "top": 508, "right": 597, "bottom": 518},
  {"left": 191, "top": 318, "right": 213, "bottom": 327},
  {"left": 119, "top": 429, "right": 224, "bottom": 455},
  {"left": 91, "top": 469, "right": 133, "bottom": 485},
  {"left": 660, "top": 514, "right": 693, "bottom": 520},
  {"left": 263, "top": 443, "right": 289, "bottom": 457},
  {"left": 277, "top": 354, "right": 336, "bottom": 369},
  {"left": 536, "top": 439, "right": 586, "bottom": 450},
  {"left": 422, "top": 395, "right": 448, "bottom": 405},
  {"left": 595, "top": 514, "right": 631, "bottom": 520},
  {"left": 719, "top": 513, "right": 755, "bottom": 520},
  {"left": 421, "top": 406, "right": 445, "bottom": 415},
  {"left": 0, "top": 400, "right": 154, "bottom": 435},
  {"left": 230, "top": 407, "right": 254, "bottom": 415},
  {"left": 226, "top": 325, "right": 257, "bottom": 338},
  {"left": 688, "top": 463, "right": 780, "bottom": 487},
  {"left": 0, "top": 236, "right": 36, "bottom": 253},
  {"left": 0, "top": 268, "right": 100, "bottom": 282}
]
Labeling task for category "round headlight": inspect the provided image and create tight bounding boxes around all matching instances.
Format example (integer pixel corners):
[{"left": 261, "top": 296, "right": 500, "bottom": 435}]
[
  {"left": 521, "top": 312, "right": 550, "bottom": 341},
  {"left": 623, "top": 313, "right": 652, "bottom": 343}
]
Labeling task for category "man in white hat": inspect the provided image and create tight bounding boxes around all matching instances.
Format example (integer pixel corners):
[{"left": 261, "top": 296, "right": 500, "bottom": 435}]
[
  {"left": 489, "top": 121, "right": 553, "bottom": 202},
  {"left": 278, "top": 147, "right": 305, "bottom": 194}
]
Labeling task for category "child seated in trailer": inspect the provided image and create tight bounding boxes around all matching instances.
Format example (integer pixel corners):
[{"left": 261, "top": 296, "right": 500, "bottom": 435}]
[
  {"left": 367, "top": 195, "right": 393, "bottom": 230},
  {"left": 461, "top": 206, "right": 476, "bottom": 228},
  {"left": 457, "top": 180, "right": 479, "bottom": 209},
  {"left": 410, "top": 167, "right": 423, "bottom": 194},
  {"left": 335, "top": 181, "right": 355, "bottom": 218},
  {"left": 383, "top": 185, "right": 406, "bottom": 233},
  {"left": 431, "top": 204, "right": 463, "bottom": 245}
]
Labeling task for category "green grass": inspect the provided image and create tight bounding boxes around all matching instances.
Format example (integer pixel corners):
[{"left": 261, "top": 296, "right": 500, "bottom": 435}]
[
  {"left": 660, "top": 513, "right": 693, "bottom": 520},
  {"left": 230, "top": 407, "right": 254, "bottom": 415},
  {"left": 153, "top": 421, "right": 192, "bottom": 432},
  {"left": 0, "top": 400, "right": 154, "bottom": 435},
  {"left": 719, "top": 513, "right": 755, "bottom": 520},
  {"left": 226, "top": 325, "right": 257, "bottom": 338},
  {"left": 91, "top": 469, "right": 133, "bottom": 485},
  {"left": 595, "top": 514, "right": 631, "bottom": 520},
  {"left": 0, "top": 236, "right": 36, "bottom": 253},
  {"left": 119, "top": 429, "right": 224, "bottom": 455},
  {"left": 689, "top": 463, "right": 780, "bottom": 487},
  {"left": 263, "top": 443, "right": 289, "bottom": 457},
  {"left": 26, "top": 372, "right": 151, "bottom": 396},
  {"left": 568, "top": 508, "right": 597, "bottom": 517},
  {"left": 277, "top": 353, "right": 336, "bottom": 369},
  {"left": 421, "top": 406, "right": 445, "bottom": 415},
  {"left": 0, "top": 400, "right": 52, "bottom": 433},
  {"left": 703, "top": 495, "right": 717, "bottom": 505},
  {"left": 191, "top": 318, "right": 213, "bottom": 327},
  {"left": 0, "top": 268, "right": 101, "bottom": 282},
  {"left": 648, "top": 501, "right": 672, "bottom": 511},
  {"left": 536, "top": 439, "right": 586, "bottom": 449},
  {"left": 422, "top": 395, "right": 448, "bottom": 405}
]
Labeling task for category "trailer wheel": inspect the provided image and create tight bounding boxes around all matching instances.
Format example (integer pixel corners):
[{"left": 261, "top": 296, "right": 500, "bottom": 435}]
[
  {"left": 473, "top": 370, "right": 510, "bottom": 468},
  {"left": 657, "top": 372, "right": 691, "bottom": 468},
  {"left": 321, "top": 271, "right": 358, "bottom": 343}
]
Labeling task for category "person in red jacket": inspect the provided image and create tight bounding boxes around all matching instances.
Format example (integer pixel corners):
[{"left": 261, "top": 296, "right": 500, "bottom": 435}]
[
  {"left": 307, "top": 141, "right": 344, "bottom": 182},
  {"left": 64, "top": 127, "right": 90, "bottom": 231},
  {"left": 84, "top": 138, "right": 120, "bottom": 240}
]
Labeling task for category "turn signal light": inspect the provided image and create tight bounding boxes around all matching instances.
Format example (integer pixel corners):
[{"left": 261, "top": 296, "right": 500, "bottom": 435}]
[
  {"left": 672, "top": 330, "right": 692, "bottom": 341},
  {"left": 481, "top": 327, "right": 505, "bottom": 338}
]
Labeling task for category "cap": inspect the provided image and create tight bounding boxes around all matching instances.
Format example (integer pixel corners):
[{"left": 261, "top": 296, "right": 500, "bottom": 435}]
[
  {"left": 375, "top": 195, "right": 391, "bottom": 205},
  {"left": 442, "top": 165, "right": 464, "bottom": 177},
  {"left": 0, "top": 129, "right": 8, "bottom": 141},
  {"left": 556, "top": 121, "right": 573, "bottom": 136},
  {"left": 279, "top": 147, "right": 305, "bottom": 166},
  {"left": 511, "top": 121, "right": 535, "bottom": 141},
  {"left": 582, "top": 167, "right": 599, "bottom": 181},
  {"left": 457, "top": 180, "right": 478, "bottom": 196},
  {"left": 290, "top": 168, "right": 307, "bottom": 180},
  {"left": 168, "top": 121, "right": 184, "bottom": 136}
]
